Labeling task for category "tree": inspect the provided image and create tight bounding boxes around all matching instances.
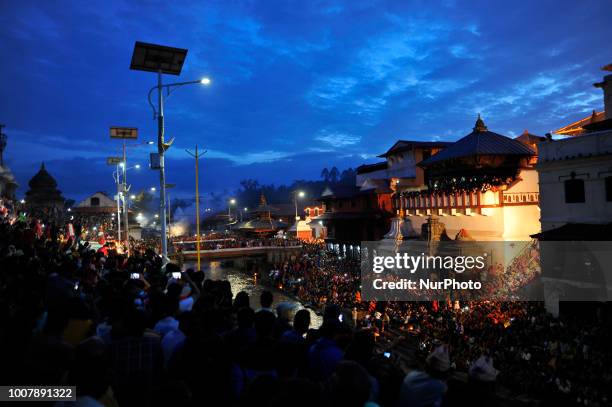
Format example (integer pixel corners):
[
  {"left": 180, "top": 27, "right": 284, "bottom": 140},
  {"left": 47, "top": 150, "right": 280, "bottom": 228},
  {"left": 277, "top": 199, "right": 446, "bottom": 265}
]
[
  {"left": 320, "top": 167, "right": 330, "bottom": 182},
  {"left": 329, "top": 166, "right": 339, "bottom": 183}
]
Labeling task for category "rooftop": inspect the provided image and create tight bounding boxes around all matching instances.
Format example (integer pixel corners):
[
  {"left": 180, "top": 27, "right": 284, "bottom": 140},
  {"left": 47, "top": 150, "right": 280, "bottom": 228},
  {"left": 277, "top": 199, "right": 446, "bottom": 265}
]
[
  {"left": 419, "top": 115, "right": 535, "bottom": 167},
  {"left": 378, "top": 140, "right": 452, "bottom": 158},
  {"left": 553, "top": 110, "right": 605, "bottom": 136},
  {"left": 356, "top": 161, "right": 387, "bottom": 174}
]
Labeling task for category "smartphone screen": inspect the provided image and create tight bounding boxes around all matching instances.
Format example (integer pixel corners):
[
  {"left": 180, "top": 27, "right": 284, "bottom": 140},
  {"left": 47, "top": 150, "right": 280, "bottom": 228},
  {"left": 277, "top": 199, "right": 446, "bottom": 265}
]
[
  {"left": 172, "top": 272, "right": 181, "bottom": 279},
  {"left": 130, "top": 273, "right": 140, "bottom": 279},
  {"left": 383, "top": 352, "right": 391, "bottom": 358}
]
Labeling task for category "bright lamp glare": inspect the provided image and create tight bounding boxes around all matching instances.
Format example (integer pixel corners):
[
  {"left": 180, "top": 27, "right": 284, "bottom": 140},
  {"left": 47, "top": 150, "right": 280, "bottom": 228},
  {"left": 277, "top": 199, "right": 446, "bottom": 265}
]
[
  {"left": 150, "top": 187, "right": 156, "bottom": 192},
  {"left": 135, "top": 164, "right": 141, "bottom": 169},
  {"left": 298, "top": 191, "right": 305, "bottom": 197},
  {"left": 200, "top": 77, "right": 211, "bottom": 85}
]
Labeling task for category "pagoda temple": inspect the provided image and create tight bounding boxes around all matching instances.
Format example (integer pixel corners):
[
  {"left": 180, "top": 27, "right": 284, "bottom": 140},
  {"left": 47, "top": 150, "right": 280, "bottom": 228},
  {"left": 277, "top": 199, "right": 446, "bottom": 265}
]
[
  {"left": 393, "top": 115, "right": 541, "bottom": 241},
  {"left": 236, "top": 194, "right": 286, "bottom": 236},
  {"left": 25, "top": 163, "right": 65, "bottom": 212}
]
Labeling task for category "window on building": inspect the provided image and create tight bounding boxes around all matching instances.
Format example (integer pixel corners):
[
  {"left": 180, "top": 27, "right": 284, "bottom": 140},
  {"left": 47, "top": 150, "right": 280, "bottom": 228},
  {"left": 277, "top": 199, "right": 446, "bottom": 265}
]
[
  {"left": 606, "top": 176, "right": 612, "bottom": 202},
  {"left": 90, "top": 197, "right": 100, "bottom": 206},
  {"left": 564, "top": 178, "right": 585, "bottom": 203},
  {"left": 314, "top": 208, "right": 320, "bottom": 216}
]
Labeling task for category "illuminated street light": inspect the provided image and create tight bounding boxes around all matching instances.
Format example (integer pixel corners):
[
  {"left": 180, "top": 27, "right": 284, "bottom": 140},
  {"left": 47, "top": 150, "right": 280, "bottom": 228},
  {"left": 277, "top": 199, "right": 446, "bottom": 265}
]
[
  {"left": 109, "top": 126, "right": 143, "bottom": 256},
  {"left": 228, "top": 198, "right": 236, "bottom": 220},
  {"left": 130, "top": 194, "right": 136, "bottom": 199},
  {"left": 150, "top": 187, "right": 156, "bottom": 192},
  {"left": 130, "top": 41, "right": 212, "bottom": 263},
  {"left": 294, "top": 190, "right": 306, "bottom": 220}
]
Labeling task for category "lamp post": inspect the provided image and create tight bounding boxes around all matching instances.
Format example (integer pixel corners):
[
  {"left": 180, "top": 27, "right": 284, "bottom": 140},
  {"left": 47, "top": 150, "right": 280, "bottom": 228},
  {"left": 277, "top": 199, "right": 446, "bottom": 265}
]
[
  {"left": 107, "top": 156, "right": 123, "bottom": 241},
  {"left": 228, "top": 198, "right": 236, "bottom": 221},
  {"left": 130, "top": 41, "right": 211, "bottom": 263},
  {"left": 186, "top": 145, "right": 205, "bottom": 271},
  {"left": 109, "top": 127, "right": 139, "bottom": 255},
  {"left": 294, "top": 190, "right": 305, "bottom": 221}
]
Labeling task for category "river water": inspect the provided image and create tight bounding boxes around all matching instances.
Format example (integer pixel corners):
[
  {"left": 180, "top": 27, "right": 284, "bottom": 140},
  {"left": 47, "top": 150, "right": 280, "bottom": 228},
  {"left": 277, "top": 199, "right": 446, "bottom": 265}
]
[{"left": 190, "top": 260, "right": 323, "bottom": 328}]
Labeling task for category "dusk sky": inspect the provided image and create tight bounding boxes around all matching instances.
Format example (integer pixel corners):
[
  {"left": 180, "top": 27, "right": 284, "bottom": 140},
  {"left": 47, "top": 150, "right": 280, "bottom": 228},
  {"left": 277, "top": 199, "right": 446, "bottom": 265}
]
[{"left": 0, "top": 0, "right": 610, "bottom": 205}]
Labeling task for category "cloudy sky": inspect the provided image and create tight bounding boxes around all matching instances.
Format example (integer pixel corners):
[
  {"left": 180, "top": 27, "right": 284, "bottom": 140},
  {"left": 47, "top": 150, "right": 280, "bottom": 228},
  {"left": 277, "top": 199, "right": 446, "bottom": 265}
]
[{"left": 0, "top": 0, "right": 610, "bottom": 204}]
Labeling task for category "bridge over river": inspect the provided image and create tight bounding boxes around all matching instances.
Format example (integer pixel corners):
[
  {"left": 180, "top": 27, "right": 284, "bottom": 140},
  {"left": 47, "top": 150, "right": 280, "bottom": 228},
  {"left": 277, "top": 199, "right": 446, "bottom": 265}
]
[{"left": 176, "top": 244, "right": 303, "bottom": 267}]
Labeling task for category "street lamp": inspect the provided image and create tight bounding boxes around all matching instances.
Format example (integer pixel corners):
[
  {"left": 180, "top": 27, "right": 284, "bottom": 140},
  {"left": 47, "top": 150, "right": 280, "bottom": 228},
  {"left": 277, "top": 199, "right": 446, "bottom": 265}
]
[
  {"left": 150, "top": 187, "right": 156, "bottom": 192},
  {"left": 110, "top": 127, "right": 148, "bottom": 255},
  {"left": 294, "top": 190, "right": 306, "bottom": 221},
  {"left": 228, "top": 198, "right": 236, "bottom": 220},
  {"left": 130, "top": 41, "right": 211, "bottom": 263}
]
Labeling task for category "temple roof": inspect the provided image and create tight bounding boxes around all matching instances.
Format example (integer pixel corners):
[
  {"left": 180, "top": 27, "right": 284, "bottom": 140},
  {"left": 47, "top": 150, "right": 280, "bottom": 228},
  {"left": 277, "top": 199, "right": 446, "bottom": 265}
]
[
  {"left": 319, "top": 181, "right": 392, "bottom": 201},
  {"left": 553, "top": 110, "right": 605, "bottom": 136},
  {"left": 515, "top": 129, "right": 546, "bottom": 146},
  {"left": 250, "top": 193, "right": 278, "bottom": 213},
  {"left": 419, "top": 116, "right": 535, "bottom": 167},
  {"left": 28, "top": 162, "right": 58, "bottom": 190},
  {"left": 356, "top": 161, "right": 387, "bottom": 174},
  {"left": 378, "top": 140, "right": 452, "bottom": 158},
  {"left": 236, "top": 217, "right": 286, "bottom": 231},
  {"left": 320, "top": 185, "right": 361, "bottom": 199}
]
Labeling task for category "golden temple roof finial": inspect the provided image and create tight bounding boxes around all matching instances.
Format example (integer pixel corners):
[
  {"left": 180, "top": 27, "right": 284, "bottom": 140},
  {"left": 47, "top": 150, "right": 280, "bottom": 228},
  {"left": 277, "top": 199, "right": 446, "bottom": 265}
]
[{"left": 473, "top": 113, "right": 488, "bottom": 132}]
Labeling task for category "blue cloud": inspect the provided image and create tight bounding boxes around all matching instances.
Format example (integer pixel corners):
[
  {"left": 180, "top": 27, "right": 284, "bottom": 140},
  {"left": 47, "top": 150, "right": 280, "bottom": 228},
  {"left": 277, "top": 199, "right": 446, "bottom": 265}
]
[{"left": 0, "top": 0, "right": 610, "bottom": 205}]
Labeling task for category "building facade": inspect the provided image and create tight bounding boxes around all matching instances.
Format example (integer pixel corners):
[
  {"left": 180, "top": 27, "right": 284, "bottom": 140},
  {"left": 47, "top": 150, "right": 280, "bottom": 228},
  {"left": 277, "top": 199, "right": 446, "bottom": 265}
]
[
  {"left": 394, "top": 116, "right": 541, "bottom": 241},
  {"left": 533, "top": 64, "right": 612, "bottom": 316},
  {"left": 315, "top": 140, "right": 450, "bottom": 249}
]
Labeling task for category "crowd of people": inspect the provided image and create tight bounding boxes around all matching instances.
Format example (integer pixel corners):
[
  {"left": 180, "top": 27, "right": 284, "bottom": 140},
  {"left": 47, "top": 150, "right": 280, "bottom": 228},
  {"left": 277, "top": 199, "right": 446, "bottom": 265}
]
[
  {"left": 1, "top": 197, "right": 611, "bottom": 406},
  {"left": 268, "top": 243, "right": 361, "bottom": 308},
  {"left": 266, "top": 242, "right": 612, "bottom": 406}
]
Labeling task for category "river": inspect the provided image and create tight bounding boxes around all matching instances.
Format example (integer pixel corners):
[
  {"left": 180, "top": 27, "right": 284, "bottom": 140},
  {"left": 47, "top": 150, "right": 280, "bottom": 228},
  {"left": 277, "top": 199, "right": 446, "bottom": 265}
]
[{"left": 189, "top": 260, "right": 323, "bottom": 328}]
